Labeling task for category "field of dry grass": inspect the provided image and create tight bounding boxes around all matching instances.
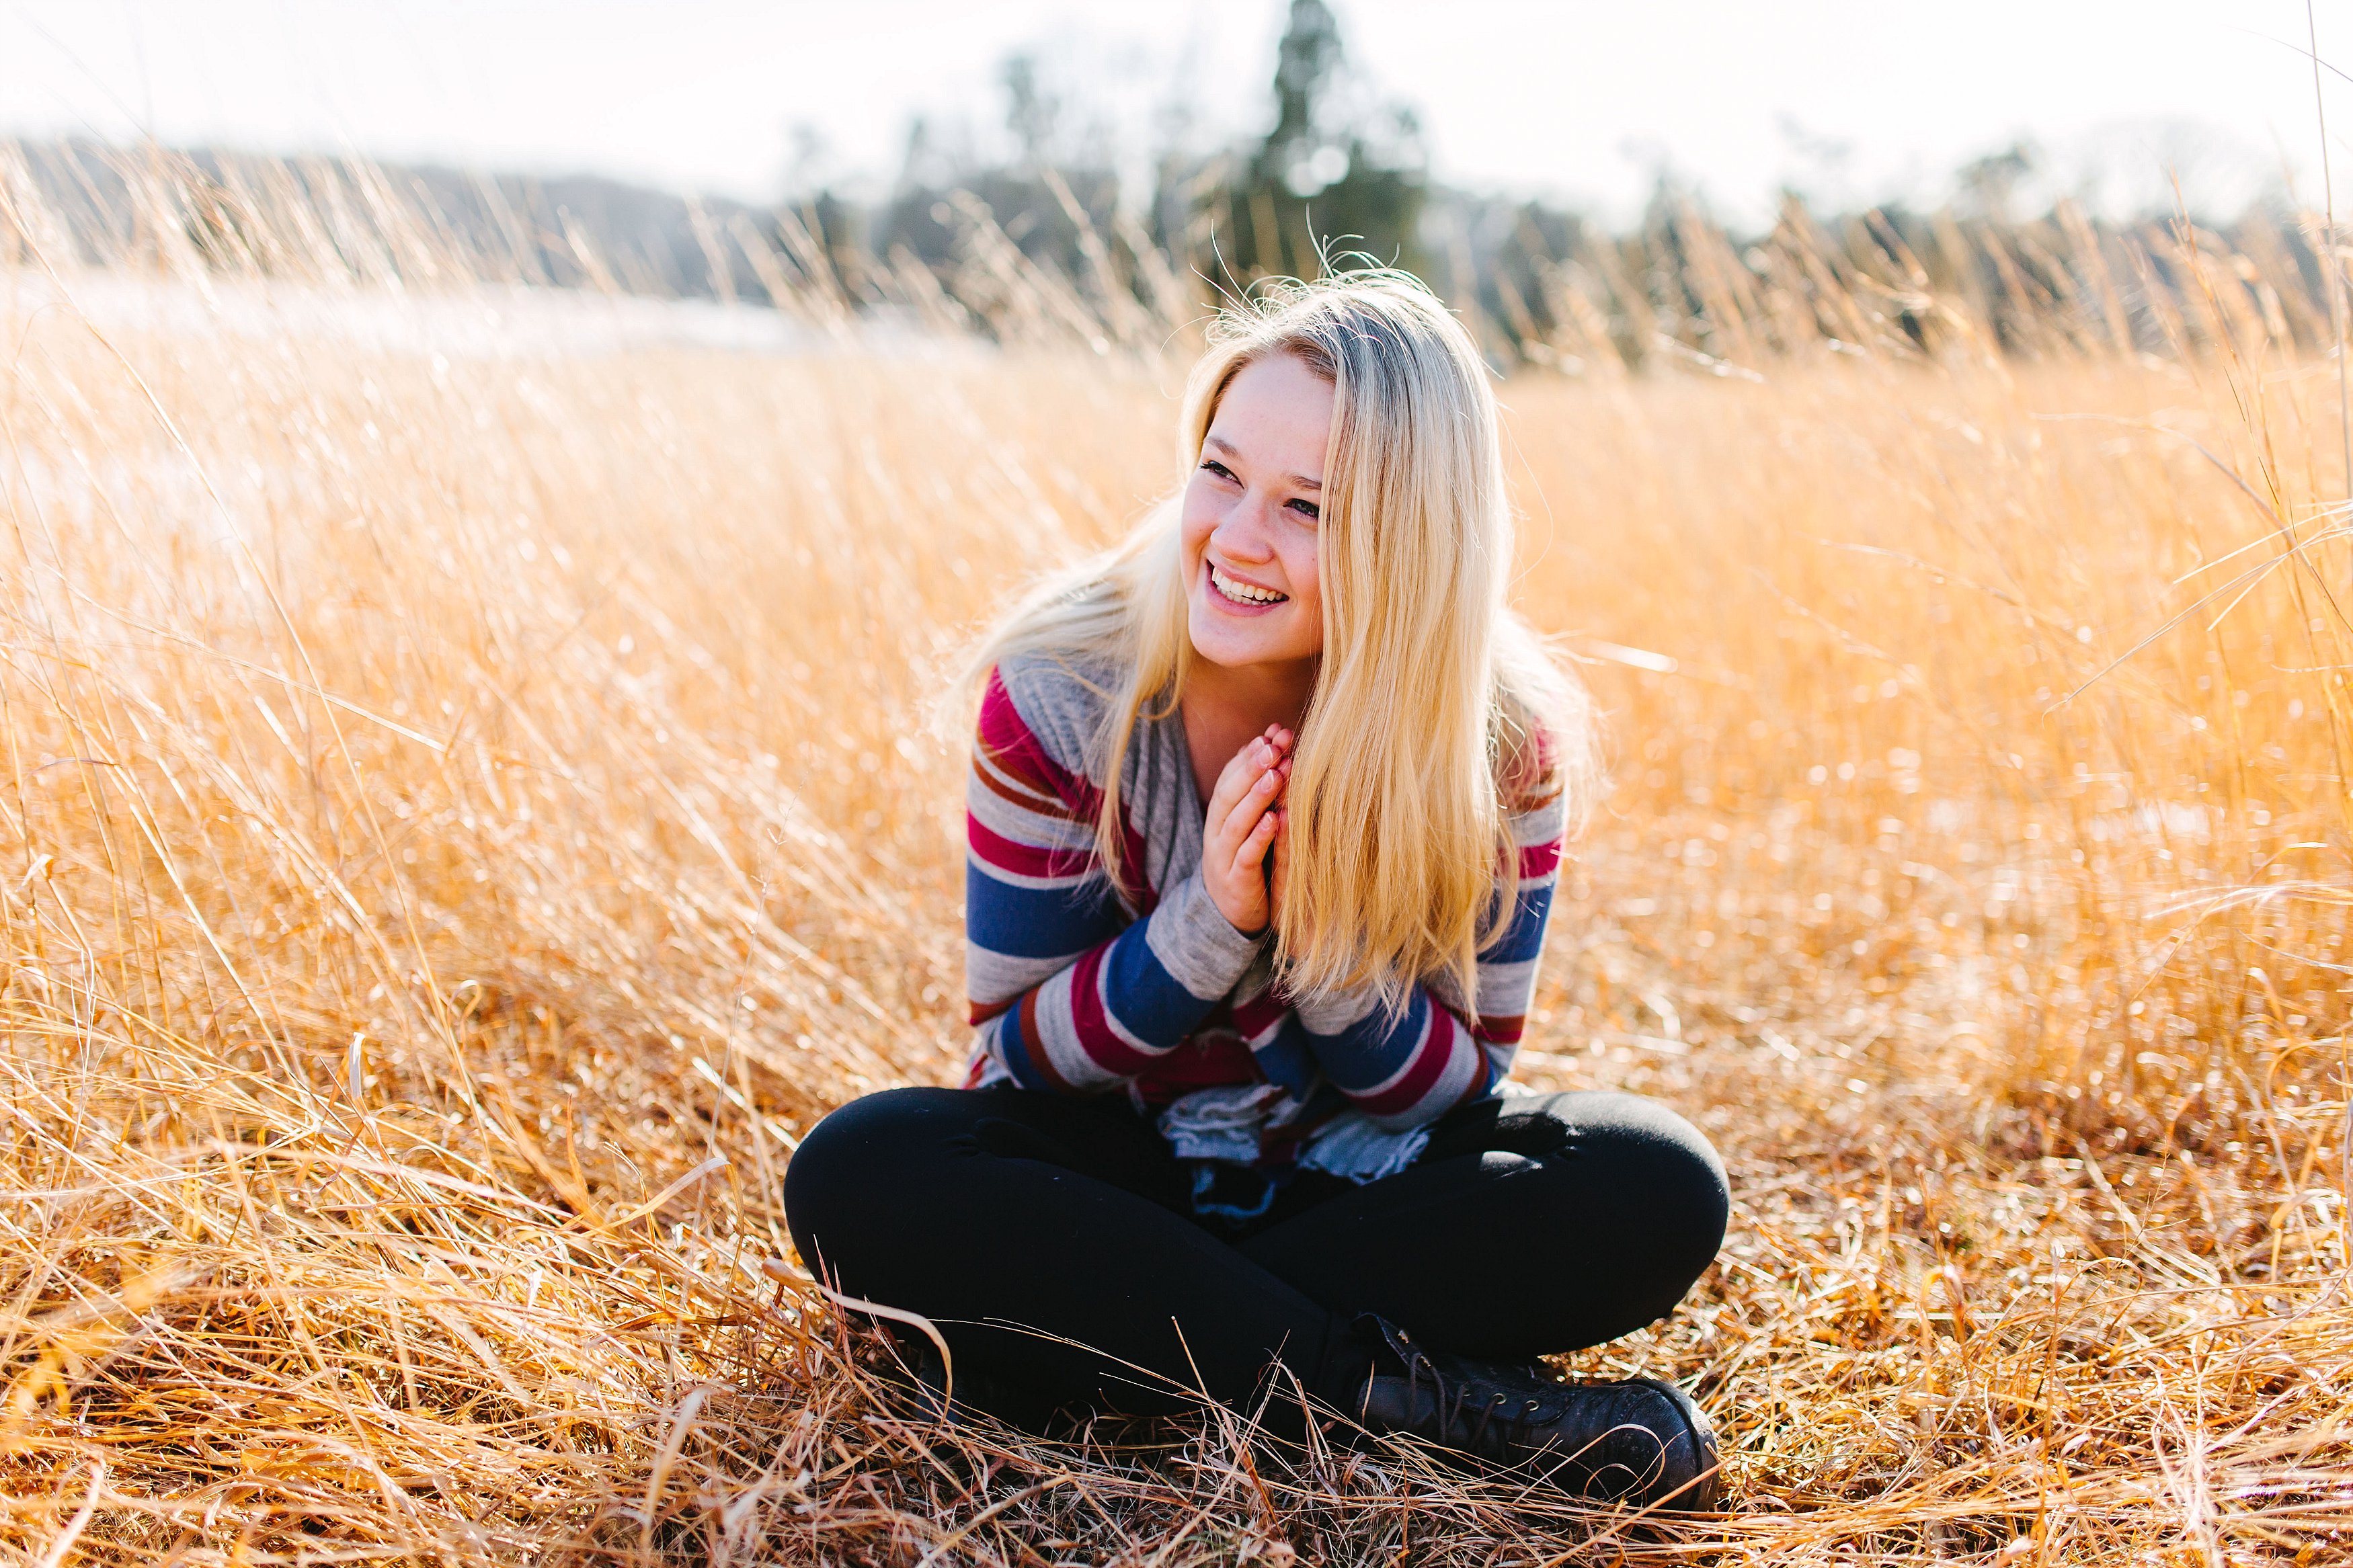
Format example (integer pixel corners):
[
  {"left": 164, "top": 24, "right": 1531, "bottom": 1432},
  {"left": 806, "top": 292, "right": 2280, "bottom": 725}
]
[{"left": 2, "top": 169, "right": 2351, "bottom": 1564}]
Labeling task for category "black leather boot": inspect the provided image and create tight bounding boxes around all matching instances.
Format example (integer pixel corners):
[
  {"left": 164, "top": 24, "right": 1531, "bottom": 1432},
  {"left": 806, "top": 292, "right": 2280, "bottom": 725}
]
[
  {"left": 1349, "top": 1317, "right": 1721, "bottom": 1510},
  {"left": 868, "top": 1328, "right": 963, "bottom": 1423}
]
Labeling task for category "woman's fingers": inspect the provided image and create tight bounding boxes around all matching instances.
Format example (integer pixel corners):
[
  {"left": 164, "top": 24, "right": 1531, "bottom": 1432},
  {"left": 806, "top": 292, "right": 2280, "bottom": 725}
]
[
  {"left": 1207, "top": 736, "right": 1289, "bottom": 848},
  {"left": 1205, "top": 736, "right": 1274, "bottom": 830},
  {"left": 1232, "top": 801, "right": 1281, "bottom": 871},
  {"left": 1219, "top": 754, "right": 1288, "bottom": 850}
]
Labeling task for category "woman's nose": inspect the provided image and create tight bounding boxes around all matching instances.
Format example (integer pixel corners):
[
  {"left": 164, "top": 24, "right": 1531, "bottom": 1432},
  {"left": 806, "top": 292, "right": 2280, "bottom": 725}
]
[{"left": 1211, "top": 497, "right": 1277, "bottom": 561}]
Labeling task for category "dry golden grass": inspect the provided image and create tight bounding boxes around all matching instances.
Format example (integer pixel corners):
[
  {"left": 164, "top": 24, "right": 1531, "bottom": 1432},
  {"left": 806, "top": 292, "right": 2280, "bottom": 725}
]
[{"left": 2, "top": 159, "right": 2350, "bottom": 1565}]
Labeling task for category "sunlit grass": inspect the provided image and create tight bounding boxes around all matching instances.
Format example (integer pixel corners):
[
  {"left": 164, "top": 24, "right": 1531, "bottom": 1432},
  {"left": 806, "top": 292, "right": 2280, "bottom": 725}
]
[{"left": 1, "top": 151, "right": 2349, "bottom": 1563}]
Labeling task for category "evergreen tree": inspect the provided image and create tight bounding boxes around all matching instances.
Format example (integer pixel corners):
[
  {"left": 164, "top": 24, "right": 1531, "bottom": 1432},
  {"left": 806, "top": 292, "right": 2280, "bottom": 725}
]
[{"left": 1210, "top": 0, "right": 1427, "bottom": 285}]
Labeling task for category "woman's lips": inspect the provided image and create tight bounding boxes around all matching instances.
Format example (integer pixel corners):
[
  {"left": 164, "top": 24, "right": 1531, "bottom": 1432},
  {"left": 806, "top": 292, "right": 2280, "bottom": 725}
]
[{"left": 1207, "top": 561, "right": 1289, "bottom": 612}]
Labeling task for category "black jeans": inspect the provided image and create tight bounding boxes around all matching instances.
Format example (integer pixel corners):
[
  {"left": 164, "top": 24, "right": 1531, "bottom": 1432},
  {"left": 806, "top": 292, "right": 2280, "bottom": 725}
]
[{"left": 784, "top": 1085, "right": 1728, "bottom": 1432}]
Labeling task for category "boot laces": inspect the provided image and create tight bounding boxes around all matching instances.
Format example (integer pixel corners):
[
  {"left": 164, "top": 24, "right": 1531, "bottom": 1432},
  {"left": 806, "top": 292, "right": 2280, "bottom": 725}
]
[{"left": 1401, "top": 1342, "right": 1546, "bottom": 1452}]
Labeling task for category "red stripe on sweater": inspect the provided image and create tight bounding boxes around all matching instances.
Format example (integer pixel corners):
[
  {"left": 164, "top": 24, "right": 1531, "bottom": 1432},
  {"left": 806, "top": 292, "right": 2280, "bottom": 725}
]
[
  {"left": 979, "top": 666, "right": 1155, "bottom": 911},
  {"left": 1472, "top": 1012, "right": 1525, "bottom": 1046},
  {"left": 977, "top": 672, "right": 1068, "bottom": 793},
  {"left": 1131, "top": 1031, "right": 1259, "bottom": 1104},
  {"left": 1228, "top": 989, "right": 1291, "bottom": 1041},
  {"left": 972, "top": 751, "right": 1085, "bottom": 820},
  {"left": 1353, "top": 1008, "right": 1462, "bottom": 1118},
  {"left": 1016, "top": 986, "right": 1076, "bottom": 1094},
  {"left": 1063, "top": 944, "right": 1166, "bottom": 1077},
  {"left": 968, "top": 811, "right": 1095, "bottom": 882}
]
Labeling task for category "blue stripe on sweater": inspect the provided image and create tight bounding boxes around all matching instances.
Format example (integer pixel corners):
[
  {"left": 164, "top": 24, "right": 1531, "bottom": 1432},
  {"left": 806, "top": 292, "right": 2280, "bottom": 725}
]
[
  {"left": 1099, "top": 919, "right": 1227, "bottom": 1044},
  {"left": 1249, "top": 1016, "right": 1320, "bottom": 1097},
  {"left": 984, "top": 1007, "right": 1054, "bottom": 1092},
  {"left": 965, "top": 862, "right": 1129, "bottom": 960},
  {"left": 1306, "top": 986, "right": 1433, "bottom": 1093},
  {"left": 1479, "top": 881, "right": 1556, "bottom": 964}
]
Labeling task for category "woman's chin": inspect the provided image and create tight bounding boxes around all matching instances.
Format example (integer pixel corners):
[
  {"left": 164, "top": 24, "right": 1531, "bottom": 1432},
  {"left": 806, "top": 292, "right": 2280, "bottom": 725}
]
[
  {"left": 1187, "top": 585, "right": 1318, "bottom": 669},
  {"left": 1188, "top": 608, "right": 1269, "bottom": 669},
  {"left": 1188, "top": 628, "right": 1300, "bottom": 672}
]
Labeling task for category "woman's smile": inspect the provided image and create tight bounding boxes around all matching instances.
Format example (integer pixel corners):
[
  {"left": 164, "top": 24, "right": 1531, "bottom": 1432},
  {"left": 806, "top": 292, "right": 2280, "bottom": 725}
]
[{"left": 1206, "top": 560, "right": 1290, "bottom": 610}]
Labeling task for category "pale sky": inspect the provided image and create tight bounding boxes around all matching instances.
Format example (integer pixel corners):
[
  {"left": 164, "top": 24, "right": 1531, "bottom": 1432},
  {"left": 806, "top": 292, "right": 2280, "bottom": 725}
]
[{"left": 1, "top": 1, "right": 2347, "bottom": 224}]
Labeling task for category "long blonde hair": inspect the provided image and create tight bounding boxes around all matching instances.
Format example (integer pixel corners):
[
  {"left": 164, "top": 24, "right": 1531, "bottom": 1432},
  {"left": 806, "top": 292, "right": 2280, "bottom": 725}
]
[{"left": 970, "top": 271, "right": 1599, "bottom": 1012}]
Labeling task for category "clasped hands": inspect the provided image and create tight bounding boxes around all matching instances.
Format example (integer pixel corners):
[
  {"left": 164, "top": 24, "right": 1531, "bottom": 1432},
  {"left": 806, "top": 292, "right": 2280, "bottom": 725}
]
[{"left": 1201, "top": 726, "right": 1292, "bottom": 938}]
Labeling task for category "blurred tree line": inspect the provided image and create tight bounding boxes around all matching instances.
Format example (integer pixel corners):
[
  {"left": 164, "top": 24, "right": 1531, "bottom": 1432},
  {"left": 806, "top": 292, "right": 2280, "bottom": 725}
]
[
  {"left": 751, "top": 0, "right": 2327, "bottom": 368},
  {"left": 4, "top": 0, "right": 2337, "bottom": 372}
]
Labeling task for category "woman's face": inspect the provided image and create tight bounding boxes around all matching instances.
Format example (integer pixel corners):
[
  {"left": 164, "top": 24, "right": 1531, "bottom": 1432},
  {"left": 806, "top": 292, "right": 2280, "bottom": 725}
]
[{"left": 1180, "top": 352, "right": 1332, "bottom": 674}]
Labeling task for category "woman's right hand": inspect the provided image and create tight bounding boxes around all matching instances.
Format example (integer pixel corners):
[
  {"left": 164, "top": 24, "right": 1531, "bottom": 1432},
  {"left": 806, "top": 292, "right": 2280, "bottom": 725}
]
[{"left": 1201, "top": 725, "right": 1291, "bottom": 936}]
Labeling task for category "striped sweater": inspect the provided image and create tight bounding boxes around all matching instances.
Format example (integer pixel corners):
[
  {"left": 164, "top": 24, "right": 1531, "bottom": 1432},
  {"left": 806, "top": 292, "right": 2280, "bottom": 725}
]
[{"left": 965, "top": 650, "right": 1566, "bottom": 1192}]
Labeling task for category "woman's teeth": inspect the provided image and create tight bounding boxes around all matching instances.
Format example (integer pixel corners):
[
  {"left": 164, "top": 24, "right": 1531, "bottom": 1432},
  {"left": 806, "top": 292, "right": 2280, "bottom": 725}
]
[{"left": 1211, "top": 565, "right": 1287, "bottom": 605}]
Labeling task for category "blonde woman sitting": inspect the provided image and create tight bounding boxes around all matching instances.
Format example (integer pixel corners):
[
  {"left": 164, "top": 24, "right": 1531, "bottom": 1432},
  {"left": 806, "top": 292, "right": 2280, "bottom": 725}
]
[{"left": 786, "top": 274, "right": 1728, "bottom": 1509}]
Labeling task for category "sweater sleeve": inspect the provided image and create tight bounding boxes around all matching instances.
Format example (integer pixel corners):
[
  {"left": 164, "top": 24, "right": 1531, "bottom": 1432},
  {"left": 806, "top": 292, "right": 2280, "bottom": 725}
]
[
  {"left": 965, "top": 667, "right": 1265, "bottom": 1093},
  {"left": 1287, "top": 793, "right": 1566, "bottom": 1130}
]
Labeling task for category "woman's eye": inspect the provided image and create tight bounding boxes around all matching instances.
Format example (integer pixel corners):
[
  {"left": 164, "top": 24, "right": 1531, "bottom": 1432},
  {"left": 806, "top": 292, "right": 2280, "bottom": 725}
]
[
  {"left": 1201, "top": 460, "right": 1236, "bottom": 482},
  {"left": 1287, "top": 499, "right": 1320, "bottom": 521}
]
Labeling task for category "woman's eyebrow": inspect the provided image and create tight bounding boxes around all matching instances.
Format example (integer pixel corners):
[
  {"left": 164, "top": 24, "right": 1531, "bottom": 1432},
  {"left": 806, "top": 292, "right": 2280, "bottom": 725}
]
[{"left": 1204, "top": 434, "right": 1320, "bottom": 491}]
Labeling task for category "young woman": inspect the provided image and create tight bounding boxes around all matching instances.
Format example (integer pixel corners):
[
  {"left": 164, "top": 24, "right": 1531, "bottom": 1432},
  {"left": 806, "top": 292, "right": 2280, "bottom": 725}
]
[{"left": 785, "top": 274, "right": 1730, "bottom": 1508}]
